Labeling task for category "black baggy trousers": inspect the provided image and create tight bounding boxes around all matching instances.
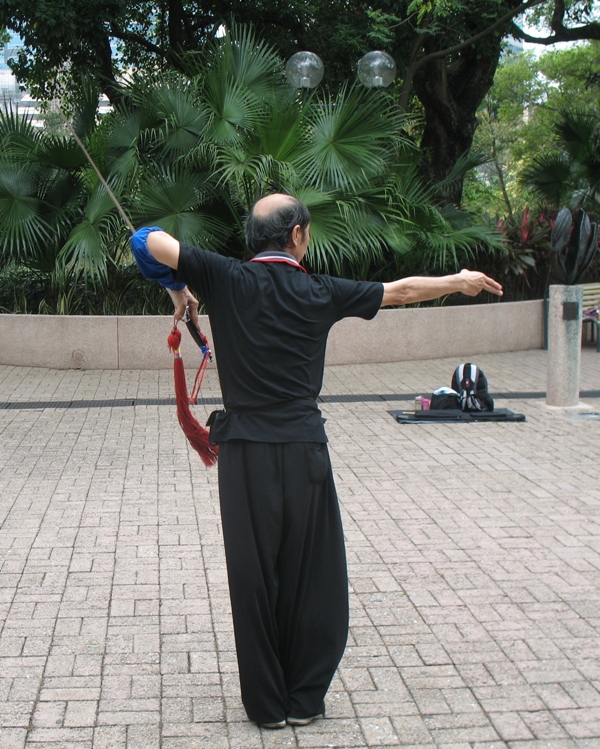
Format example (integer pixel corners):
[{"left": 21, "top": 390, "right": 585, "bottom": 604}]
[{"left": 217, "top": 440, "right": 349, "bottom": 724}]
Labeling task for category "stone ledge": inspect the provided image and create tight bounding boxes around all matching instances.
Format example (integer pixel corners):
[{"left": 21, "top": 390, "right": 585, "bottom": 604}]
[{"left": 0, "top": 299, "right": 544, "bottom": 370}]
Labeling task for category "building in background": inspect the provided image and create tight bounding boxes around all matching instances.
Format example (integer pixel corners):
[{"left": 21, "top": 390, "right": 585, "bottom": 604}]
[
  {"left": 0, "top": 32, "right": 113, "bottom": 126},
  {"left": 0, "top": 32, "right": 43, "bottom": 123},
  {"left": 0, "top": 31, "right": 25, "bottom": 103}
]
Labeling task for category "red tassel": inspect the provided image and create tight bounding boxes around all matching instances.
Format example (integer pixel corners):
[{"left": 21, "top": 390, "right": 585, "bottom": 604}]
[
  {"left": 168, "top": 325, "right": 218, "bottom": 467},
  {"left": 167, "top": 326, "right": 182, "bottom": 352}
]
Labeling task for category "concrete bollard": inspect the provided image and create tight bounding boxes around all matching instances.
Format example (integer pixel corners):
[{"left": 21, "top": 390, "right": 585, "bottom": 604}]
[{"left": 546, "top": 284, "right": 583, "bottom": 407}]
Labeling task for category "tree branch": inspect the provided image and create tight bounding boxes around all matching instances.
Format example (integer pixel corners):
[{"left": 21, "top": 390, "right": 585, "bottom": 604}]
[
  {"left": 94, "top": 31, "right": 124, "bottom": 105},
  {"left": 396, "top": 0, "right": 545, "bottom": 111},
  {"left": 511, "top": 20, "right": 600, "bottom": 44},
  {"left": 551, "top": 0, "right": 566, "bottom": 33},
  {"left": 398, "top": 14, "right": 432, "bottom": 111},
  {"left": 512, "top": 0, "right": 600, "bottom": 44},
  {"left": 411, "top": 0, "right": 546, "bottom": 72},
  {"left": 109, "top": 26, "right": 165, "bottom": 57}
]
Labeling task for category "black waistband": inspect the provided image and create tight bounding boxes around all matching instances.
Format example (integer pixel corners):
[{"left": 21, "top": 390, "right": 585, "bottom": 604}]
[{"left": 220, "top": 397, "right": 317, "bottom": 415}]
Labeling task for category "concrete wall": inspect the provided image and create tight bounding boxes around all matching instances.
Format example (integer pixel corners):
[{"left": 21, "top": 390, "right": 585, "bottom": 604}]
[{"left": 0, "top": 299, "right": 544, "bottom": 370}]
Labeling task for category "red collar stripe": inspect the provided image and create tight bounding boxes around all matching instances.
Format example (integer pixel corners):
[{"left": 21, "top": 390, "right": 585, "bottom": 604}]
[{"left": 250, "top": 255, "right": 307, "bottom": 273}]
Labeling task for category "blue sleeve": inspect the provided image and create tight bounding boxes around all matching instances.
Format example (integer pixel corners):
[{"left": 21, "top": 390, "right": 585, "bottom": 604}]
[{"left": 130, "top": 227, "right": 185, "bottom": 291}]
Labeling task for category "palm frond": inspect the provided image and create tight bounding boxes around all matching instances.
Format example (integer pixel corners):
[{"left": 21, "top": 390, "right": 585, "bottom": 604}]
[
  {"left": 0, "top": 166, "right": 53, "bottom": 261},
  {"left": 107, "top": 147, "right": 140, "bottom": 186},
  {"left": 203, "top": 74, "right": 264, "bottom": 143},
  {"left": 255, "top": 93, "right": 308, "bottom": 163},
  {"left": 406, "top": 223, "right": 505, "bottom": 273},
  {"left": 32, "top": 136, "right": 88, "bottom": 170},
  {"left": 554, "top": 109, "right": 599, "bottom": 164},
  {"left": 296, "top": 188, "right": 387, "bottom": 275},
  {"left": 200, "top": 23, "right": 285, "bottom": 99},
  {"left": 214, "top": 148, "right": 298, "bottom": 205},
  {"left": 38, "top": 170, "right": 85, "bottom": 226},
  {"left": 434, "top": 148, "right": 491, "bottom": 196},
  {"left": 70, "top": 79, "right": 103, "bottom": 139},
  {"left": 106, "top": 111, "right": 144, "bottom": 151},
  {"left": 0, "top": 106, "right": 43, "bottom": 158},
  {"left": 131, "top": 167, "right": 233, "bottom": 248},
  {"left": 521, "top": 152, "right": 573, "bottom": 207},
  {"left": 151, "top": 209, "right": 234, "bottom": 249},
  {"left": 300, "top": 85, "right": 406, "bottom": 192},
  {"left": 149, "top": 83, "right": 210, "bottom": 157},
  {"left": 58, "top": 185, "right": 126, "bottom": 279},
  {"left": 59, "top": 220, "right": 110, "bottom": 280}
]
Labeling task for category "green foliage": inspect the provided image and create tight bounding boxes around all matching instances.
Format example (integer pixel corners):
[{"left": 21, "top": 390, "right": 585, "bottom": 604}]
[
  {"left": 474, "top": 207, "right": 554, "bottom": 301},
  {"left": 468, "top": 42, "right": 600, "bottom": 219},
  {"left": 4, "top": 0, "right": 600, "bottom": 209},
  {"left": 0, "top": 262, "right": 175, "bottom": 315},
  {"left": 525, "top": 0, "right": 599, "bottom": 29},
  {"left": 521, "top": 109, "right": 600, "bottom": 211},
  {"left": 549, "top": 206, "right": 598, "bottom": 284},
  {"left": 537, "top": 43, "right": 600, "bottom": 111},
  {"left": 496, "top": 206, "right": 552, "bottom": 275},
  {"left": 467, "top": 41, "right": 600, "bottom": 297},
  {"left": 0, "top": 25, "right": 506, "bottom": 314}
]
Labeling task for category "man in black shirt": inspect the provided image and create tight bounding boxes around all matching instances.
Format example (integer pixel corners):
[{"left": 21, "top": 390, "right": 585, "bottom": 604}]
[{"left": 132, "top": 193, "right": 502, "bottom": 729}]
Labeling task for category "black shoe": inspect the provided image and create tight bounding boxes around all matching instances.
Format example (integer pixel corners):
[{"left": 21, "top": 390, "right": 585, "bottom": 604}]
[
  {"left": 287, "top": 714, "right": 322, "bottom": 726},
  {"left": 260, "top": 720, "right": 287, "bottom": 729}
]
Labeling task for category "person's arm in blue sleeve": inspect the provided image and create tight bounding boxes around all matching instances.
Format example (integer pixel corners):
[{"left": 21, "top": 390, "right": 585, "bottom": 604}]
[
  {"left": 130, "top": 226, "right": 185, "bottom": 290},
  {"left": 130, "top": 227, "right": 201, "bottom": 328}
]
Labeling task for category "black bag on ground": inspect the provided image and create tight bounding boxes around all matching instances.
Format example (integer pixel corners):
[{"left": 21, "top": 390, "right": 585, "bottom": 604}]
[
  {"left": 451, "top": 363, "right": 494, "bottom": 412},
  {"left": 429, "top": 387, "right": 461, "bottom": 410}
]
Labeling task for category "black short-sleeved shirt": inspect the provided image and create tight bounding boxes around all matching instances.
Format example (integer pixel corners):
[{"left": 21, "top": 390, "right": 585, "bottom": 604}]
[{"left": 175, "top": 245, "right": 383, "bottom": 443}]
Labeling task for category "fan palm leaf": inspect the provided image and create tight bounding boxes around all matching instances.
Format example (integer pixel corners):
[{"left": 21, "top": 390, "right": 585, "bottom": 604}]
[
  {"left": 521, "top": 152, "right": 573, "bottom": 207},
  {"left": 520, "top": 109, "right": 600, "bottom": 210},
  {"left": 58, "top": 185, "right": 124, "bottom": 279},
  {"left": 411, "top": 224, "right": 500, "bottom": 272},
  {"left": 145, "top": 83, "right": 210, "bottom": 158},
  {"left": 186, "top": 22, "right": 285, "bottom": 100},
  {"left": 434, "top": 148, "right": 491, "bottom": 201},
  {"left": 0, "top": 165, "right": 53, "bottom": 262},
  {"left": 38, "top": 169, "right": 85, "bottom": 227},
  {"left": 203, "top": 74, "right": 264, "bottom": 144},
  {"left": 254, "top": 93, "right": 308, "bottom": 164},
  {"left": 214, "top": 149, "right": 298, "bottom": 208},
  {"left": 30, "top": 137, "right": 88, "bottom": 170},
  {"left": 296, "top": 187, "right": 390, "bottom": 275},
  {"left": 554, "top": 110, "right": 600, "bottom": 166},
  {"left": 0, "top": 106, "right": 42, "bottom": 156},
  {"left": 132, "top": 168, "right": 233, "bottom": 249},
  {"left": 70, "top": 79, "right": 104, "bottom": 140},
  {"left": 300, "top": 85, "right": 406, "bottom": 192}
]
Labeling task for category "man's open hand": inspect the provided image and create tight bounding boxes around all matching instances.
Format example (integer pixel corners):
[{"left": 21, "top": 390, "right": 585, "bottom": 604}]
[{"left": 458, "top": 270, "right": 503, "bottom": 297}]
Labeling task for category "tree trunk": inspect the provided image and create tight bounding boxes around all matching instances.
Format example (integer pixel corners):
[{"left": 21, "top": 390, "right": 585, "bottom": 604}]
[
  {"left": 95, "top": 33, "right": 125, "bottom": 107},
  {"left": 413, "top": 38, "right": 502, "bottom": 206}
]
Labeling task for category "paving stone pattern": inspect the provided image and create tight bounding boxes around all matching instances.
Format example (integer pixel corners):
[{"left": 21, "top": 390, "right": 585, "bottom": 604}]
[{"left": 0, "top": 349, "right": 599, "bottom": 748}]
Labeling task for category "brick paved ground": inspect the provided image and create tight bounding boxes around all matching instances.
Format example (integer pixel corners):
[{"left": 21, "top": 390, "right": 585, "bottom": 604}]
[{"left": 0, "top": 348, "right": 599, "bottom": 748}]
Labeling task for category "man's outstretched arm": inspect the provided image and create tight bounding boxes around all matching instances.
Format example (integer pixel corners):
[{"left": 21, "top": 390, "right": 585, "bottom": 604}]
[{"left": 381, "top": 269, "right": 503, "bottom": 307}]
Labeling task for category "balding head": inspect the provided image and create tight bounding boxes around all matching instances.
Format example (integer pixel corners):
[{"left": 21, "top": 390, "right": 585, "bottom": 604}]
[
  {"left": 245, "top": 193, "right": 310, "bottom": 255},
  {"left": 252, "top": 193, "right": 297, "bottom": 218}
]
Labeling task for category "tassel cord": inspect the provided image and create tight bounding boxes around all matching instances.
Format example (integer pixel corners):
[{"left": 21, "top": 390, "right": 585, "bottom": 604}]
[{"left": 168, "top": 323, "right": 218, "bottom": 467}]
